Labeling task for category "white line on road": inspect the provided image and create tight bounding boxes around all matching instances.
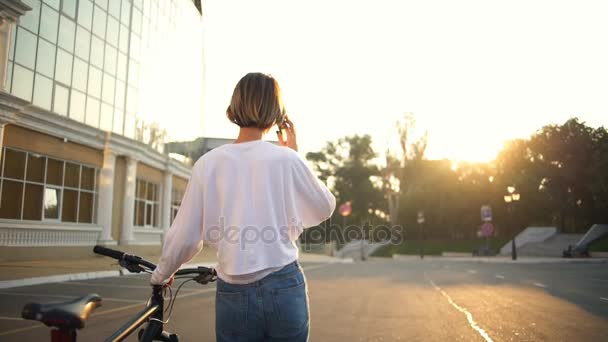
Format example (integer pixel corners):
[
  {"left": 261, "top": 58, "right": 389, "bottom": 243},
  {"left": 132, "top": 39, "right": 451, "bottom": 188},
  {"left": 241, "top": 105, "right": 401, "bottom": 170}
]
[
  {"left": 0, "top": 316, "right": 25, "bottom": 321},
  {"left": 533, "top": 282, "right": 548, "bottom": 288},
  {"left": 467, "top": 270, "right": 478, "bottom": 274},
  {"left": 495, "top": 275, "right": 505, "bottom": 279},
  {"left": 301, "top": 263, "right": 334, "bottom": 272},
  {"left": 424, "top": 273, "right": 493, "bottom": 342},
  {"left": 600, "top": 297, "right": 608, "bottom": 302}
]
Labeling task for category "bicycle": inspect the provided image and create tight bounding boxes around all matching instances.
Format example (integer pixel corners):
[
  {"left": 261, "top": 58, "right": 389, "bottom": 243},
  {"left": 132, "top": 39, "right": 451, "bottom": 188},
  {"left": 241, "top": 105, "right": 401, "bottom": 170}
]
[{"left": 21, "top": 245, "right": 217, "bottom": 342}]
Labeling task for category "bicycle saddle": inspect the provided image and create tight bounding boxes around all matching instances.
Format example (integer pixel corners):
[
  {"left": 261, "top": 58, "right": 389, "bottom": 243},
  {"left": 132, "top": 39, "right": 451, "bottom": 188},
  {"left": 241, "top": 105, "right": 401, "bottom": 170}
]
[{"left": 21, "top": 293, "right": 102, "bottom": 330}]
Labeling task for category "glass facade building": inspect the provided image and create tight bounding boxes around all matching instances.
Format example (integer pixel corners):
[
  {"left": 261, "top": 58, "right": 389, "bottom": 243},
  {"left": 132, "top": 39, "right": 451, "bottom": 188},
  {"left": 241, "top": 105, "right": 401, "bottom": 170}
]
[{"left": 7, "top": 0, "right": 204, "bottom": 146}]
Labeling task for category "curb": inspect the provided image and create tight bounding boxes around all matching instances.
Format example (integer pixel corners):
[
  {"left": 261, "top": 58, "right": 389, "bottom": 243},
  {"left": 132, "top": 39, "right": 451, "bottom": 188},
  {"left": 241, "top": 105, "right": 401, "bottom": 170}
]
[
  {"left": 392, "top": 254, "right": 608, "bottom": 264},
  {"left": 0, "top": 258, "right": 352, "bottom": 289}
]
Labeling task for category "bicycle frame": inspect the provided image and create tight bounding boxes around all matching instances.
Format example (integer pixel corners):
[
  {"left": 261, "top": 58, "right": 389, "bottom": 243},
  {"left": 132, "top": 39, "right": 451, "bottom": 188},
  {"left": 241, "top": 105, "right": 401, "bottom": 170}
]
[{"left": 106, "top": 286, "right": 167, "bottom": 342}]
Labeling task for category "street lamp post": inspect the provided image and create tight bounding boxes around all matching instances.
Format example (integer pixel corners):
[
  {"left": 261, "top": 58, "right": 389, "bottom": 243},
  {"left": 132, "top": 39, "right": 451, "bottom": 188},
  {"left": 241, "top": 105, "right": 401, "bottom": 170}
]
[
  {"left": 417, "top": 211, "right": 425, "bottom": 259},
  {"left": 504, "top": 187, "right": 521, "bottom": 260}
]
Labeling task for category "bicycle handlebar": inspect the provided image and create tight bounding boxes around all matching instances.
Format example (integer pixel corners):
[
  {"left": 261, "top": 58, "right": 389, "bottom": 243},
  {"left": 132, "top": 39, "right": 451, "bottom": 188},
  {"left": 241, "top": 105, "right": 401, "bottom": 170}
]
[{"left": 93, "top": 245, "right": 216, "bottom": 282}]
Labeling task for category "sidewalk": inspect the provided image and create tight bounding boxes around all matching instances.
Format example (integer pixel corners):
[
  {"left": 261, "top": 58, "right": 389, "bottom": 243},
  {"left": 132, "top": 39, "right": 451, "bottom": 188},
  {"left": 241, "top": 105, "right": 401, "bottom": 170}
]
[
  {"left": 0, "top": 249, "right": 348, "bottom": 289},
  {"left": 392, "top": 253, "right": 608, "bottom": 264}
]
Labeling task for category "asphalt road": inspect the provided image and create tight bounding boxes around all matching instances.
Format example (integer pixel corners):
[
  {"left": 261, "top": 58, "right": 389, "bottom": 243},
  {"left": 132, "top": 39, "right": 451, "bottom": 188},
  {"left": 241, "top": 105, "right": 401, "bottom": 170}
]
[{"left": 0, "top": 259, "right": 607, "bottom": 341}]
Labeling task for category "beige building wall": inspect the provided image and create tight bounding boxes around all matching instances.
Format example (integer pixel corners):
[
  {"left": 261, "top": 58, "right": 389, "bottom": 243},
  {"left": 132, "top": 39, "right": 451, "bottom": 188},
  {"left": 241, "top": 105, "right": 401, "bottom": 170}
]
[{"left": 4, "top": 125, "right": 103, "bottom": 167}]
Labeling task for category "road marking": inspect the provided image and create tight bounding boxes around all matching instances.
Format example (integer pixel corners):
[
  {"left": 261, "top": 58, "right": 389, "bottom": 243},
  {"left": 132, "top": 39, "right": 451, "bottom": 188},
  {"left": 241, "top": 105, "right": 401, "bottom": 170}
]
[
  {"left": 63, "top": 281, "right": 198, "bottom": 291},
  {"left": 425, "top": 273, "right": 493, "bottom": 342},
  {"left": 600, "top": 297, "right": 608, "bottom": 302},
  {"left": 467, "top": 269, "right": 477, "bottom": 274},
  {"left": 533, "top": 282, "right": 548, "bottom": 288},
  {"left": 0, "top": 324, "right": 41, "bottom": 337},
  {"left": 495, "top": 275, "right": 505, "bottom": 279},
  {"left": 0, "top": 316, "right": 24, "bottom": 321}
]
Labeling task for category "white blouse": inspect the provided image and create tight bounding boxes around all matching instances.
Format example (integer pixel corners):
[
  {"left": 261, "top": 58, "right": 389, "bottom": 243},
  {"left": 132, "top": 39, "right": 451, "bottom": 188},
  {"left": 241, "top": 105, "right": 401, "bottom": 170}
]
[{"left": 150, "top": 140, "right": 336, "bottom": 285}]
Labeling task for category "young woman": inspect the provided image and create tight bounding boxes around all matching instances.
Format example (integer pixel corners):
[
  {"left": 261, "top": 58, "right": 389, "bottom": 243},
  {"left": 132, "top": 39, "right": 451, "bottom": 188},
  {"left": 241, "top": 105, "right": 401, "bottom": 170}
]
[{"left": 150, "top": 72, "right": 336, "bottom": 341}]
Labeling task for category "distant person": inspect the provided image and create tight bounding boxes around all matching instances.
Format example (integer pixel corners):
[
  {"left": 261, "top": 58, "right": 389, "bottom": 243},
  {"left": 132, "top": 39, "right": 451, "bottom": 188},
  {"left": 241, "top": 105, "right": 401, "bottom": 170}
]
[{"left": 151, "top": 72, "right": 336, "bottom": 341}]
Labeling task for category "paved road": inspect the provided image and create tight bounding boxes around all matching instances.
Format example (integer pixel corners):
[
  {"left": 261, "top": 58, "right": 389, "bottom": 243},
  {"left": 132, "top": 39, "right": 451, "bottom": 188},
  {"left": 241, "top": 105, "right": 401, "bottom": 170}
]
[{"left": 0, "top": 259, "right": 607, "bottom": 341}]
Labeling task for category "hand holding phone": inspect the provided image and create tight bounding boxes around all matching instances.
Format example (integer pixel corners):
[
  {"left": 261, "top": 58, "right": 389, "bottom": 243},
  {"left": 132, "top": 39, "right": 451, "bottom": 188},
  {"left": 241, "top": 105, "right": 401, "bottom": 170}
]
[{"left": 277, "top": 117, "right": 298, "bottom": 151}]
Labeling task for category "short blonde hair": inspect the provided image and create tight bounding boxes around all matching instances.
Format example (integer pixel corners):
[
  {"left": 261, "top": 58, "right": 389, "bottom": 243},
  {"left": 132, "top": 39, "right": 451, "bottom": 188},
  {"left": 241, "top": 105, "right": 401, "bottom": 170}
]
[{"left": 226, "top": 73, "right": 286, "bottom": 130}]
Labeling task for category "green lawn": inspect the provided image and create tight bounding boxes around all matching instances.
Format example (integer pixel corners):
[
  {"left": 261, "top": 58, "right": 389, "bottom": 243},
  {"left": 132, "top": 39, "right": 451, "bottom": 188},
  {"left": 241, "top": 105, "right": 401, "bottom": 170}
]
[
  {"left": 589, "top": 236, "right": 608, "bottom": 252},
  {"left": 372, "top": 238, "right": 510, "bottom": 257}
]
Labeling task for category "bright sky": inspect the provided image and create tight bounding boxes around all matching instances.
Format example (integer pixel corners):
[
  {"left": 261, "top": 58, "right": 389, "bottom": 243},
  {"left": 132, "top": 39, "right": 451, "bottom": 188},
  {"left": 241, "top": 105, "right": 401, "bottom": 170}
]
[{"left": 199, "top": 0, "right": 608, "bottom": 162}]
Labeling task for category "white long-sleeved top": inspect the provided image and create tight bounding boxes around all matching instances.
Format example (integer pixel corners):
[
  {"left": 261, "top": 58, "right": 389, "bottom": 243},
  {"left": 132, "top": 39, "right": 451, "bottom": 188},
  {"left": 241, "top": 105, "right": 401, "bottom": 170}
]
[{"left": 150, "top": 140, "right": 336, "bottom": 285}]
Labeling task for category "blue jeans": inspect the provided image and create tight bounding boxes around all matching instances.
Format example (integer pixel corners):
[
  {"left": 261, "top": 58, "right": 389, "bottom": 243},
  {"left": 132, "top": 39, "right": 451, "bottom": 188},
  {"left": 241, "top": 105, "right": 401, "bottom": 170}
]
[{"left": 215, "top": 261, "right": 309, "bottom": 342}]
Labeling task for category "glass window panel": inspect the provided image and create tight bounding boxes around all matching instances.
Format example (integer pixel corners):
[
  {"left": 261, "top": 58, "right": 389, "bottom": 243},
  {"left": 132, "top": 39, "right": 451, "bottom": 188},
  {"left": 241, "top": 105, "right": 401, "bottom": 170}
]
[
  {"left": 129, "top": 34, "right": 140, "bottom": 61},
  {"left": 12, "top": 64, "right": 34, "bottom": 101},
  {"left": 58, "top": 15, "right": 76, "bottom": 52},
  {"left": 92, "top": 5, "right": 107, "bottom": 39},
  {"left": 44, "top": 187, "right": 60, "bottom": 219},
  {"left": 145, "top": 202, "right": 152, "bottom": 226},
  {"left": 87, "top": 65, "right": 102, "bottom": 97},
  {"left": 124, "top": 112, "right": 135, "bottom": 139},
  {"left": 26, "top": 153, "right": 45, "bottom": 182},
  {"left": 135, "top": 200, "right": 144, "bottom": 226},
  {"left": 137, "top": 180, "right": 145, "bottom": 198},
  {"left": 62, "top": 189, "right": 78, "bottom": 222},
  {"left": 96, "top": 0, "right": 108, "bottom": 10},
  {"left": 85, "top": 96, "right": 100, "bottom": 127},
  {"left": 4, "top": 149, "right": 26, "bottom": 179},
  {"left": 36, "top": 38, "right": 56, "bottom": 78},
  {"left": 64, "top": 162, "right": 80, "bottom": 188},
  {"left": 106, "top": 16, "right": 119, "bottom": 47},
  {"left": 40, "top": 5, "right": 59, "bottom": 44},
  {"left": 126, "top": 86, "right": 137, "bottom": 112},
  {"left": 112, "top": 108, "right": 124, "bottom": 134},
  {"left": 43, "top": 0, "right": 60, "bottom": 10},
  {"left": 116, "top": 52, "right": 127, "bottom": 81},
  {"left": 120, "top": 0, "right": 131, "bottom": 25},
  {"left": 0, "top": 180, "right": 23, "bottom": 219},
  {"left": 33, "top": 73, "right": 53, "bottom": 110},
  {"left": 55, "top": 48, "right": 72, "bottom": 85},
  {"left": 104, "top": 45, "right": 117, "bottom": 75},
  {"left": 62, "top": 0, "right": 77, "bottom": 18},
  {"left": 53, "top": 83, "right": 69, "bottom": 116},
  {"left": 146, "top": 182, "right": 155, "bottom": 200},
  {"left": 23, "top": 183, "right": 43, "bottom": 220},
  {"left": 72, "top": 58, "right": 88, "bottom": 91},
  {"left": 115, "top": 79, "right": 125, "bottom": 108},
  {"left": 46, "top": 158, "right": 64, "bottom": 185},
  {"left": 20, "top": 0, "right": 41, "bottom": 33},
  {"left": 90, "top": 35, "right": 104, "bottom": 67},
  {"left": 118, "top": 24, "right": 128, "bottom": 52},
  {"left": 102, "top": 73, "right": 114, "bottom": 104},
  {"left": 108, "top": 0, "right": 120, "bottom": 19},
  {"left": 6, "top": 61, "right": 13, "bottom": 91},
  {"left": 78, "top": 0, "right": 94, "bottom": 30},
  {"left": 127, "top": 60, "right": 138, "bottom": 86},
  {"left": 69, "top": 89, "right": 86, "bottom": 122},
  {"left": 80, "top": 166, "right": 95, "bottom": 190},
  {"left": 132, "top": 9, "right": 141, "bottom": 35},
  {"left": 15, "top": 27, "right": 37, "bottom": 69},
  {"left": 78, "top": 191, "right": 93, "bottom": 223},
  {"left": 8, "top": 23, "right": 16, "bottom": 60},
  {"left": 100, "top": 103, "right": 113, "bottom": 131},
  {"left": 75, "top": 26, "right": 91, "bottom": 61}
]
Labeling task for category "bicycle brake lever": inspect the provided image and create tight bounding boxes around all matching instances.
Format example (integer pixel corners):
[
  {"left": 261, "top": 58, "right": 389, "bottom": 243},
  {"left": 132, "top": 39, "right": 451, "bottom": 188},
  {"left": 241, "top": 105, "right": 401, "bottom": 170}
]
[
  {"left": 119, "top": 259, "right": 145, "bottom": 273},
  {"left": 194, "top": 273, "right": 217, "bottom": 285}
]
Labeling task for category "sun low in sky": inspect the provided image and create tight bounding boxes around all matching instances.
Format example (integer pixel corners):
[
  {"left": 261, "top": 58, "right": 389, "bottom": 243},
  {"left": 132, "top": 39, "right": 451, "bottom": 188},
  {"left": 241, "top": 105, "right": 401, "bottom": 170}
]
[{"left": 197, "top": 0, "right": 608, "bottom": 163}]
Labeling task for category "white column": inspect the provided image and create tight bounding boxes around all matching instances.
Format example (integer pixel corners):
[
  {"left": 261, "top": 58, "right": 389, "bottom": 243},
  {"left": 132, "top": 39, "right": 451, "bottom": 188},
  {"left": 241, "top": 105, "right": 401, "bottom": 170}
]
[
  {"left": 161, "top": 171, "right": 173, "bottom": 240},
  {"left": 120, "top": 157, "right": 137, "bottom": 245},
  {"left": 97, "top": 149, "right": 116, "bottom": 245},
  {"left": 0, "top": 18, "right": 12, "bottom": 92}
]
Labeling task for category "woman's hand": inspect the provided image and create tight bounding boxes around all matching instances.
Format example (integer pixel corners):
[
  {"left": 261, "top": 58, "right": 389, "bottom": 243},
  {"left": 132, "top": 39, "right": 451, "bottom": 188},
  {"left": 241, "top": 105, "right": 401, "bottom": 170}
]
[{"left": 277, "top": 117, "right": 298, "bottom": 151}]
